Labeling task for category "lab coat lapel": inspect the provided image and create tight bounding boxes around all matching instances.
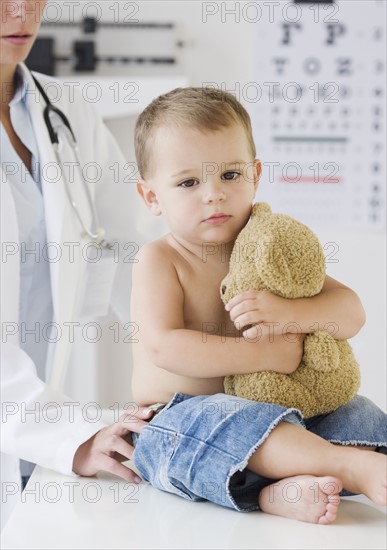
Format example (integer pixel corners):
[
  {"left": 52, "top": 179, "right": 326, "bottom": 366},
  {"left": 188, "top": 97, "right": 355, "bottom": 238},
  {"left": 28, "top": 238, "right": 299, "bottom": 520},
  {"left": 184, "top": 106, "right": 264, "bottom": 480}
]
[
  {"left": 22, "top": 65, "right": 91, "bottom": 390},
  {"left": 0, "top": 179, "right": 20, "bottom": 340}
]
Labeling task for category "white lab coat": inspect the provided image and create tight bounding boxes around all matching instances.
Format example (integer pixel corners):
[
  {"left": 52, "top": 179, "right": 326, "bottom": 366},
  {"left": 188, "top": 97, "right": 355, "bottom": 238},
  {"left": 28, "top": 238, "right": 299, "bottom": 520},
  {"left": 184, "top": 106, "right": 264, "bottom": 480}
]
[{"left": 0, "top": 64, "right": 145, "bottom": 528}]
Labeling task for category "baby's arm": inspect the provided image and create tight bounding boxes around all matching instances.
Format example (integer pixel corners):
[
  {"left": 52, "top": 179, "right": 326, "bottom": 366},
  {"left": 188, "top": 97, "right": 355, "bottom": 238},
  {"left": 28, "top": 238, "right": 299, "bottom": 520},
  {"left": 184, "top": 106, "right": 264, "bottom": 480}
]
[
  {"left": 226, "top": 275, "right": 366, "bottom": 340},
  {"left": 132, "top": 243, "right": 303, "bottom": 378}
]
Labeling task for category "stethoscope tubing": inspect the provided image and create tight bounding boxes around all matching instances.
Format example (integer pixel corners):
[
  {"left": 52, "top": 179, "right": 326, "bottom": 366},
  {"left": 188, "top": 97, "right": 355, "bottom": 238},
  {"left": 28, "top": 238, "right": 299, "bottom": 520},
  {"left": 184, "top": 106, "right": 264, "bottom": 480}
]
[{"left": 32, "top": 74, "right": 105, "bottom": 241}]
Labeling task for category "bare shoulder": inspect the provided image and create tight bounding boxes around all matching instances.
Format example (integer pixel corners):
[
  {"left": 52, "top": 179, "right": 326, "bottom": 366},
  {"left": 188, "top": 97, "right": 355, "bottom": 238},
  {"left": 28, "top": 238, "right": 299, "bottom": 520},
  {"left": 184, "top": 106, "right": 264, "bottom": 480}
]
[
  {"left": 132, "top": 235, "right": 185, "bottom": 327},
  {"left": 133, "top": 235, "right": 182, "bottom": 282},
  {"left": 135, "top": 235, "right": 183, "bottom": 269}
]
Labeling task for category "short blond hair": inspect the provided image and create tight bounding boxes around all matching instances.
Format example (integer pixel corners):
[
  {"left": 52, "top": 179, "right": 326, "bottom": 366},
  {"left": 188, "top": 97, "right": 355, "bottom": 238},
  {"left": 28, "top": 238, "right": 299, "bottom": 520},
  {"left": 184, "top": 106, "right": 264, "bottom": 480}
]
[{"left": 134, "top": 87, "right": 256, "bottom": 179}]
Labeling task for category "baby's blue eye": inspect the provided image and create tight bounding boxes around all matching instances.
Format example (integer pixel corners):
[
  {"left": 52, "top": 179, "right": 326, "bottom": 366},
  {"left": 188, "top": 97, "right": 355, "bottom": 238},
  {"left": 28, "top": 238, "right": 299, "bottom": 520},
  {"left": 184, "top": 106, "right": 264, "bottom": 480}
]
[
  {"left": 179, "top": 179, "right": 198, "bottom": 188},
  {"left": 222, "top": 171, "right": 240, "bottom": 181}
]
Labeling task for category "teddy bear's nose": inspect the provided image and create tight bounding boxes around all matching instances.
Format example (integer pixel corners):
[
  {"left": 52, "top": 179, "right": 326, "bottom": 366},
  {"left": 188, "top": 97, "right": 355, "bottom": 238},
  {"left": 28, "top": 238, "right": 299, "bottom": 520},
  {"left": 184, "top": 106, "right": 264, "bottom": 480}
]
[{"left": 221, "top": 285, "right": 227, "bottom": 295}]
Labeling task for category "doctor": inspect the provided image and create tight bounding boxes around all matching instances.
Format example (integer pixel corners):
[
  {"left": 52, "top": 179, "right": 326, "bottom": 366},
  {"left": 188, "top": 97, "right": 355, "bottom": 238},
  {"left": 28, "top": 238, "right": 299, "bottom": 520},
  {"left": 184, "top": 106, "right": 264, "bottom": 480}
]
[{"left": 0, "top": 0, "right": 153, "bottom": 528}]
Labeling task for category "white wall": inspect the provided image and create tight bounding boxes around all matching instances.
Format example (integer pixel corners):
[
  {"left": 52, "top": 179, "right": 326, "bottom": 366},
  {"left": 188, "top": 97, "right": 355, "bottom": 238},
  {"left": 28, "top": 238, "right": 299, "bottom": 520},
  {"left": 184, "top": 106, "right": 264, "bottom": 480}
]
[{"left": 59, "top": 1, "right": 385, "bottom": 410}]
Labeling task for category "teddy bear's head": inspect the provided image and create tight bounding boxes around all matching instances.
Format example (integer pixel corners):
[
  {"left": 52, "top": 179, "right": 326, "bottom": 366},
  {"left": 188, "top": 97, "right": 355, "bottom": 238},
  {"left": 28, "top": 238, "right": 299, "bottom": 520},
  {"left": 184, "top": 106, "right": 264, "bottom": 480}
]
[{"left": 221, "top": 202, "right": 326, "bottom": 304}]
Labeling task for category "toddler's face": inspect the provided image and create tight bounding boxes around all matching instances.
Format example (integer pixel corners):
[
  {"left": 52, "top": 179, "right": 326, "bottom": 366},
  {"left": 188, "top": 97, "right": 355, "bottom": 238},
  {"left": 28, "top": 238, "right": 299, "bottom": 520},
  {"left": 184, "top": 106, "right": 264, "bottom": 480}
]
[{"left": 137, "top": 123, "right": 261, "bottom": 249}]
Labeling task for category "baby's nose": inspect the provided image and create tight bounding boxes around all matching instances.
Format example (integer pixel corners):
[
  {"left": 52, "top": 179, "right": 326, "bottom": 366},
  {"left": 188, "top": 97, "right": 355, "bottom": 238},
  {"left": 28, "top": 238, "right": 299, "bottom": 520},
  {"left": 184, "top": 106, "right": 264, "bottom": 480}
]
[{"left": 203, "top": 181, "right": 226, "bottom": 203}]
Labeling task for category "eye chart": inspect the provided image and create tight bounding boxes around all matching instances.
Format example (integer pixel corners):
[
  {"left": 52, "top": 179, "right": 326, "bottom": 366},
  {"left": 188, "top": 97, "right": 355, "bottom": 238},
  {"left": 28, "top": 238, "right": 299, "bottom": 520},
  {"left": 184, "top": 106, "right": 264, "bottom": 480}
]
[{"left": 251, "top": 0, "right": 385, "bottom": 231}]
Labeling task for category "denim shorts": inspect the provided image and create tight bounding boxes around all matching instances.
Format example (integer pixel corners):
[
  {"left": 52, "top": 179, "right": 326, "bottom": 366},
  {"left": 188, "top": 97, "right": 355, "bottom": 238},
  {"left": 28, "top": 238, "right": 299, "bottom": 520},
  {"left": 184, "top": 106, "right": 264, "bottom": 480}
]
[{"left": 132, "top": 393, "right": 387, "bottom": 512}]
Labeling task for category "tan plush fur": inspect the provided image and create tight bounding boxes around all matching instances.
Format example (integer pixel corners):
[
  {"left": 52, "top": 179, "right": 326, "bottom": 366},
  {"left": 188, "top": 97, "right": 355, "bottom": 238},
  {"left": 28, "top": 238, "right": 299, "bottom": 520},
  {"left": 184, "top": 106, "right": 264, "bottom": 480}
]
[{"left": 220, "top": 202, "right": 361, "bottom": 418}]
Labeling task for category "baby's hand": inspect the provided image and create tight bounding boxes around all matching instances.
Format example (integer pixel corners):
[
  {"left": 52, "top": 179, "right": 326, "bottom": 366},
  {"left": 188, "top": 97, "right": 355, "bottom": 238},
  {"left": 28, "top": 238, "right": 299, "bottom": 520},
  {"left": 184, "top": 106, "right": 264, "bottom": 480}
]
[{"left": 225, "top": 290, "right": 297, "bottom": 340}]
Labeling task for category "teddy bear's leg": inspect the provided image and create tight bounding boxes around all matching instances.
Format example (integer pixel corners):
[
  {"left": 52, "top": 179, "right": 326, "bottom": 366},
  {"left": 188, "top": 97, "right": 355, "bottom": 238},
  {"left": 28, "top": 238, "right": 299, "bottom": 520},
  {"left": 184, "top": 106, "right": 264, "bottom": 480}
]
[
  {"left": 312, "top": 340, "right": 360, "bottom": 413},
  {"left": 292, "top": 334, "right": 361, "bottom": 416},
  {"left": 229, "top": 372, "right": 318, "bottom": 418},
  {"left": 303, "top": 331, "right": 340, "bottom": 372},
  {"left": 224, "top": 375, "right": 236, "bottom": 395}
]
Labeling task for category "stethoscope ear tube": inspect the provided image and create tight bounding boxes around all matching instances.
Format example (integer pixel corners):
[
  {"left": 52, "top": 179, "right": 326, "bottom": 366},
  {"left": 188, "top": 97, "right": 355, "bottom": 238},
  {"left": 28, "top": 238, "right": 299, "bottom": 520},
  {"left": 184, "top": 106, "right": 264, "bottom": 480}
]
[{"left": 32, "top": 75, "right": 77, "bottom": 144}]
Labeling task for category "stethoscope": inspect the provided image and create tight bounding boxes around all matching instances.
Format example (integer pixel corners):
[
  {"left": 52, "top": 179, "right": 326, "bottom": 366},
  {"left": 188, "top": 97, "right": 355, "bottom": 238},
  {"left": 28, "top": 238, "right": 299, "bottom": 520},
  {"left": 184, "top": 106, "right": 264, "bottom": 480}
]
[{"left": 32, "top": 75, "right": 109, "bottom": 246}]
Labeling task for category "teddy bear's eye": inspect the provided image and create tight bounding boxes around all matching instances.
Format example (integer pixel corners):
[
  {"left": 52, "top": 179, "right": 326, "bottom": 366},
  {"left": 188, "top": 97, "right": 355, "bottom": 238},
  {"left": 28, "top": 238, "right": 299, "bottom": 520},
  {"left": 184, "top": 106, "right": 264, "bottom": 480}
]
[{"left": 221, "top": 285, "right": 227, "bottom": 295}]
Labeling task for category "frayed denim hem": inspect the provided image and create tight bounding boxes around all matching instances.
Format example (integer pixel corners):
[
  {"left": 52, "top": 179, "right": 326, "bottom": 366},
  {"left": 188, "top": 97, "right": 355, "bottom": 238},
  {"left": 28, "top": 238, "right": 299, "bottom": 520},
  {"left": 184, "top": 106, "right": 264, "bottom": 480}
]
[{"left": 226, "top": 409, "right": 304, "bottom": 512}]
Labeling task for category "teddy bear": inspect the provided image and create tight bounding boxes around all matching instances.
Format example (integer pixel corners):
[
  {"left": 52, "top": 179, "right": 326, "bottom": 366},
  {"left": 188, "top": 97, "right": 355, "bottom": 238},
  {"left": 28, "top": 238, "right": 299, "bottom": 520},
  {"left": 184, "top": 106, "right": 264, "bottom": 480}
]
[{"left": 220, "top": 202, "right": 361, "bottom": 418}]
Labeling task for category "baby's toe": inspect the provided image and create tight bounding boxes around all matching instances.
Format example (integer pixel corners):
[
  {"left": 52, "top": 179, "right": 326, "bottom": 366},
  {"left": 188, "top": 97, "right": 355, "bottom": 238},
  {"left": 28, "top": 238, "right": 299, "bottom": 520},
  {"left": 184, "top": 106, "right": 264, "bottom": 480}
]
[
  {"left": 322, "top": 502, "right": 339, "bottom": 524},
  {"left": 327, "top": 494, "right": 340, "bottom": 506}
]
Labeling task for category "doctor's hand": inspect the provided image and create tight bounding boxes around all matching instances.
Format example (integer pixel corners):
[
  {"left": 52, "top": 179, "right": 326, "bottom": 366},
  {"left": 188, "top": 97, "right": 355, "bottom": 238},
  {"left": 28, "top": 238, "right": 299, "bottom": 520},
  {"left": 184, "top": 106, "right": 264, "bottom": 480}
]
[{"left": 72, "top": 407, "right": 154, "bottom": 483}]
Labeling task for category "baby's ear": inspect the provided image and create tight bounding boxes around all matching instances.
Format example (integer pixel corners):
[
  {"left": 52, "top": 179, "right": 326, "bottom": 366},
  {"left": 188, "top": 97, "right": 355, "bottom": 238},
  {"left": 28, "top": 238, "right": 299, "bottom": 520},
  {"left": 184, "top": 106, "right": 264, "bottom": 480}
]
[{"left": 137, "top": 181, "right": 162, "bottom": 216}]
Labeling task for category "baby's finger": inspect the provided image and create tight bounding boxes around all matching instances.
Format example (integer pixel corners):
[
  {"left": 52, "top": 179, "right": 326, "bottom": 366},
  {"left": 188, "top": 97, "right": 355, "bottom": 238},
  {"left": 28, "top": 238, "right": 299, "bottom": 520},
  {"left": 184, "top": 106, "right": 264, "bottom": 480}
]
[
  {"left": 225, "top": 291, "right": 263, "bottom": 312},
  {"left": 243, "top": 325, "right": 263, "bottom": 341},
  {"left": 225, "top": 291, "right": 254, "bottom": 311},
  {"left": 228, "top": 300, "right": 261, "bottom": 323},
  {"left": 233, "top": 312, "right": 259, "bottom": 330}
]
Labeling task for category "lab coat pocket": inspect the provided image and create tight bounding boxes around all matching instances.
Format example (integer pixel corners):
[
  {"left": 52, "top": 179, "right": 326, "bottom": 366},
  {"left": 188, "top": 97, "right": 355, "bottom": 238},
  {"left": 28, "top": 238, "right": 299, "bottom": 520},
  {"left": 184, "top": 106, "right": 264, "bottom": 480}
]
[{"left": 78, "top": 244, "right": 118, "bottom": 319}]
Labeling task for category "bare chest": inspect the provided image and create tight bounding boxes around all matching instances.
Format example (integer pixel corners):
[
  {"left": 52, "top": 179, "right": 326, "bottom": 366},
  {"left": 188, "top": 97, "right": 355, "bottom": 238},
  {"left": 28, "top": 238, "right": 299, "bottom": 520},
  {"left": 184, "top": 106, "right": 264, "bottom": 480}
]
[{"left": 177, "top": 261, "right": 236, "bottom": 336}]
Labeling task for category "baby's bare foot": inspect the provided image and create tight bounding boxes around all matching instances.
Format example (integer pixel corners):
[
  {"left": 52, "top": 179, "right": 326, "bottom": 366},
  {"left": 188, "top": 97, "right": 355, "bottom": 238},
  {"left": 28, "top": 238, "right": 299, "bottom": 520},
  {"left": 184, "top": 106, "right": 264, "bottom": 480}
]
[
  {"left": 258, "top": 475, "right": 342, "bottom": 524},
  {"left": 341, "top": 449, "right": 387, "bottom": 505}
]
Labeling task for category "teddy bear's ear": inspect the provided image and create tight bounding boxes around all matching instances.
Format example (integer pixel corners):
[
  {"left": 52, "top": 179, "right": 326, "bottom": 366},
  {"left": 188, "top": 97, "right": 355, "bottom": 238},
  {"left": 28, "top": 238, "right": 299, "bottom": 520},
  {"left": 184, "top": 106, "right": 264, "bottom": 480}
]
[
  {"left": 256, "top": 216, "right": 326, "bottom": 299},
  {"left": 252, "top": 202, "right": 272, "bottom": 218}
]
